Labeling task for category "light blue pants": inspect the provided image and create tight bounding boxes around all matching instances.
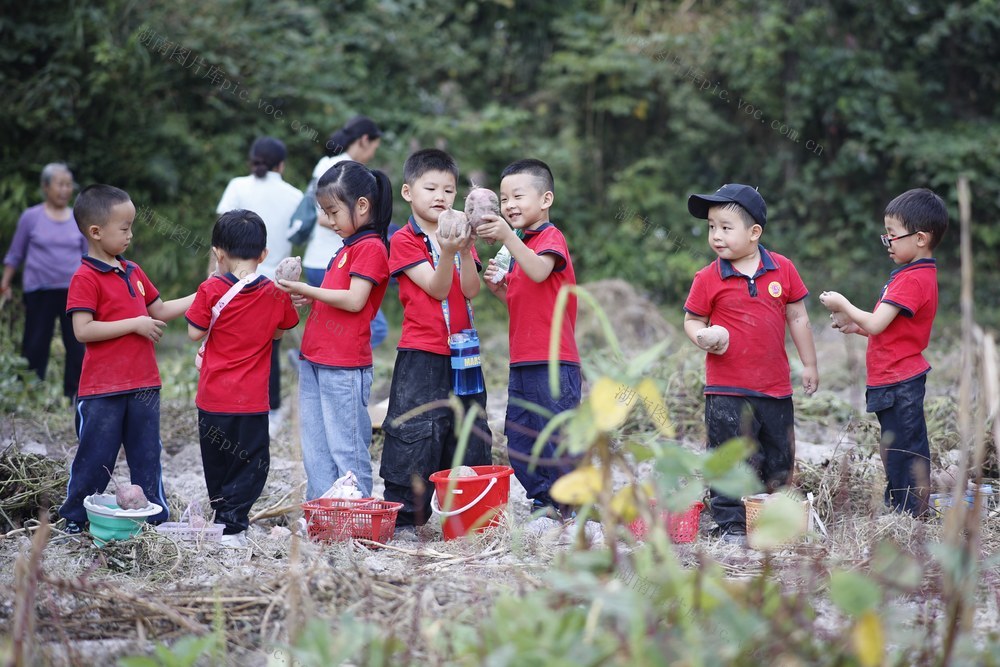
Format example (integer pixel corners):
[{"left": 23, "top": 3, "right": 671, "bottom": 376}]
[{"left": 298, "top": 360, "right": 374, "bottom": 500}]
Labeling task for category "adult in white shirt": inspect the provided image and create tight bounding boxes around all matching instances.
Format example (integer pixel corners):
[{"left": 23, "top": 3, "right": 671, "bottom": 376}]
[
  {"left": 302, "top": 116, "right": 382, "bottom": 285},
  {"left": 216, "top": 136, "right": 302, "bottom": 422}
]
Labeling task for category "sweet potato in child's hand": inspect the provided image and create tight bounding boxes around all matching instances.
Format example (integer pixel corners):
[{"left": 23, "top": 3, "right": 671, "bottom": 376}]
[
  {"left": 464, "top": 188, "right": 500, "bottom": 232},
  {"left": 696, "top": 325, "right": 730, "bottom": 352},
  {"left": 116, "top": 484, "right": 148, "bottom": 510},
  {"left": 437, "top": 208, "right": 469, "bottom": 239},
  {"left": 274, "top": 256, "right": 302, "bottom": 282}
]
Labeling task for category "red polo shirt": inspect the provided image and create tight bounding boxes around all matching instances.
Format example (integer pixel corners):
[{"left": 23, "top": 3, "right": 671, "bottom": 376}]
[
  {"left": 505, "top": 223, "right": 580, "bottom": 366},
  {"left": 684, "top": 248, "right": 808, "bottom": 398},
  {"left": 187, "top": 274, "right": 299, "bottom": 413},
  {"left": 66, "top": 256, "right": 162, "bottom": 398},
  {"left": 390, "top": 217, "right": 481, "bottom": 356},
  {"left": 866, "top": 258, "right": 937, "bottom": 388},
  {"left": 300, "top": 229, "right": 389, "bottom": 368}
]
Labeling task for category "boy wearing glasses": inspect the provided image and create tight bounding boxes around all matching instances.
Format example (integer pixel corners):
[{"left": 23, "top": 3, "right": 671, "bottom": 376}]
[{"left": 820, "top": 188, "right": 949, "bottom": 517}]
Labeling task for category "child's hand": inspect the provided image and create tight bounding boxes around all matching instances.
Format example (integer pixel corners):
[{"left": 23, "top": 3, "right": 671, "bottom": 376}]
[
  {"left": 134, "top": 316, "right": 167, "bottom": 343},
  {"left": 819, "top": 290, "right": 848, "bottom": 312},
  {"left": 830, "top": 311, "right": 863, "bottom": 335},
  {"left": 290, "top": 294, "right": 312, "bottom": 308},
  {"left": 696, "top": 325, "right": 730, "bottom": 354},
  {"left": 802, "top": 366, "right": 819, "bottom": 395},
  {"left": 476, "top": 214, "right": 513, "bottom": 244},
  {"left": 437, "top": 220, "right": 472, "bottom": 255},
  {"left": 276, "top": 278, "right": 307, "bottom": 295},
  {"left": 483, "top": 259, "right": 507, "bottom": 293}
]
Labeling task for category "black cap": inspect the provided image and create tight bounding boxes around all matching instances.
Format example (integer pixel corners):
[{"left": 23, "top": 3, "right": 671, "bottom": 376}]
[{"left": 688, "top": 183, "right": 767, "bottom": 227}]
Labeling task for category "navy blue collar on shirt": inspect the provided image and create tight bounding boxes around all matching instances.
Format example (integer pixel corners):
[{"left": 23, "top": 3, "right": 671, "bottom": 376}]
[
  {"left": 889, "top": 257, "right": 936, "bottom": 277},
  {"left": 343, "top": 228, "right": 381, "bottom": 246},
  {"left": 218, "top": 272, "right": 267, "bottom": 288},
  {"left": 717, "top": 246, "right": 777, "bottom": 280},
  {"left": 82, "top": 255, "right": 137, "bottom": 296},
  {"left": 523, "top": 222, "right": 553, "bottom": 237}
]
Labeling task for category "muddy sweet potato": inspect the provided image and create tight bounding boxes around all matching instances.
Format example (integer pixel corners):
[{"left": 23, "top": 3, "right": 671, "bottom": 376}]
[
  {"left": 696, "top": 325, "right": 730, "bottom": 350},
  {"left": 464, "top": 188, "right": 500, "bottom": 231},
  {"left": 116, "top": 484, "right": 148, "bottom": 510},
  {"left": 437, "top": 208, "right": 469, "bottom": 239},
  {"left": 274, "top": 256, "right": 302, "bottom": 282}
]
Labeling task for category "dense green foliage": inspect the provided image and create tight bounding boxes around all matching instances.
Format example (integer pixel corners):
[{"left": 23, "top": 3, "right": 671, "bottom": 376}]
[{"left": 2, "top": 0, "right": 999, "bottom": 322}]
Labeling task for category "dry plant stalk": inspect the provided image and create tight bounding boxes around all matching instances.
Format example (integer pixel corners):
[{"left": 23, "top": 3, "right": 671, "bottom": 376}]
[{"left": 11, "top": 513, "right": 49, "bottom": 667}]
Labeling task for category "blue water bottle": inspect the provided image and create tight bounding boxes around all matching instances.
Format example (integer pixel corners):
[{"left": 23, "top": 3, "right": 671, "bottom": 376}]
[{"left": 450, "top": 329, "right": 485, "bottom": 396}]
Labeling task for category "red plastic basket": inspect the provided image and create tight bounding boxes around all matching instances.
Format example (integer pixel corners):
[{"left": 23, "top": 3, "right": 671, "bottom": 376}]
[
  {"left": 629, "top": 501, "right": 704, "bottom": 544},
  {"left": 301, "top": 498, "right": 402, "bottom": 544}
]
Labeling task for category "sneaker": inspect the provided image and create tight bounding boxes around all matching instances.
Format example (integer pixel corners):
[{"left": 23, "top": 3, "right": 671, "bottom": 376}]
[
  {"left": 64, "top": 520, "right": 86, "bottom": 535},
  {"left": 708, "top": 524, "right": 747, "bottom": 546},
  {"left": 530, "top": 499, "right": 564, "bottom": 521},
  {"left": 392, "top": 525, "right": 418, "bottom": 542},
  {"left": 220, "top": 531, "right": 248, "bottom": 548}
]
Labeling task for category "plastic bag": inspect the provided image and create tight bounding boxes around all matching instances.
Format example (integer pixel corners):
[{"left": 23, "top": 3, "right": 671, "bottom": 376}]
[{"left": 321, "top": 471, "right": 364, "bottom": 499}]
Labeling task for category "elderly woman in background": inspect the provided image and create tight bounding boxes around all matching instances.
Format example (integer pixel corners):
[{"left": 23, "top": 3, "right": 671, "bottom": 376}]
[{"left": 2, "top": 163, "right": 87, "bottom": 400}]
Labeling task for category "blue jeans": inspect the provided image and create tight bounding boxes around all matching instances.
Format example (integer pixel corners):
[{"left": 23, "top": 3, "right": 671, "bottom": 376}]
[
  {"left": 867, "top": 374, "right": 930, "bottom": 516},
  {"left": 298, "top": 360, "right": 374, "bottom": 500}
]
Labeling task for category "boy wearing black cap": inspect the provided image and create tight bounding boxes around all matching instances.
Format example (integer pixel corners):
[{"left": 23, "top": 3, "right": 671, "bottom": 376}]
[{"left": 683, "top": 183, "right": 818, "bottom": 543}]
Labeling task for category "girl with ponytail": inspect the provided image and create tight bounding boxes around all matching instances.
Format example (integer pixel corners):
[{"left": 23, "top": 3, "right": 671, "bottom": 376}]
[{"left": 276, "top": 161, "right": 392, "bottom": 499}]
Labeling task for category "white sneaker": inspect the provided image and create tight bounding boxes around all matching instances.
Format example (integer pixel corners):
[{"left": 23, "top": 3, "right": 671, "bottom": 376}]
[{"left": 220, "top": 531, "right": 247, "bottom": 548}]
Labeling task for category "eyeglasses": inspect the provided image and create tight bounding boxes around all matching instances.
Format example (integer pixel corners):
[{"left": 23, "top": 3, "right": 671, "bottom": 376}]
[{"left": 880, "top": 231, "right": 918, "bottom": 247}]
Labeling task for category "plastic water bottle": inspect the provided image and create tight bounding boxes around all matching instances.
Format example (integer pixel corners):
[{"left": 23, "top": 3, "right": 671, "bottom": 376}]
[
  {"left": 450, "top": 329, "right": 485, "bottom": 396},
  {"left": 490, "top": 245, "right": 513, "bottom": 284}
]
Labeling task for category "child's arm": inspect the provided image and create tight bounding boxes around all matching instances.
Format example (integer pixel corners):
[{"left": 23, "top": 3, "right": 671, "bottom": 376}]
[
  {"left": 786, "top": 300, "right": 819, "bottom": 395},
  {"left": 819, "top": 291, "right": 899, "bottom": 336},
  {"left": 73, "top": 311, "right": 166, "bottom": 343},
  {"left": 188, "top": 323, "right": 207, "bottom": 342},
  {"left": 148, "top": 294, "right": 197, "bottom": 322},
  {"left": 683, "top": 313, "right": 727, "bottom": 354},
  {"left": 278, "top": 277, "right": 373, "bottom": 313},
  {"left": 476, "top": 214, "right": 556, "bottom": 283},
  {"left": 397, "top": 228, "right": 470, "bottom": 301},
  {"left": 482, "top": 259, "right": 508, "bottom": 303},
  {"left": 458, "top": 246, "right": 481, "bottom": 299}
]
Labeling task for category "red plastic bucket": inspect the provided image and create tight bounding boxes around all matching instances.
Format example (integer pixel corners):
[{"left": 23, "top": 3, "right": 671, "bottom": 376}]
[{"left": 429, "top": 465, "right": 514, "bottom": 540}]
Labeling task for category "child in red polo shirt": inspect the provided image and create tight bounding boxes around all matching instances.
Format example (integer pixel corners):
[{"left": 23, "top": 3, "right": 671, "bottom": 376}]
[
  {"left": 479, "top": 159, "right": 582, "bottom": 521},
  {"left": 683, "top": 183, "right": 818, "bottom": 543},
  {"left": 820, "top": 188, "right": 948, "bottom": 517},
  {"left": 59, "top": 185, "right": 195, "bottom": 534},
  {"left": 187, "top": 210, "right": 298, "bottom": 545},
  {"left": 379, "top": 149, "right": 492, "bottom": 535},
  {"left": 276, "top": 161, "right": 392, "bottom": 502}
]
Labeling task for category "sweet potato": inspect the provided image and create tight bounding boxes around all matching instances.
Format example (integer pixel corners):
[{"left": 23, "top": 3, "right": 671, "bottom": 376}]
[
  {"left": 116, "top": 484, "right": 148, "bottom": 510},
  {"left": 274, "top": 256, "right": 302, "bottom": 282},
  {"left": 464, "top": 188, "right": 500, "bottom": 231},
  {"left": 696, "top": 325, "right": 730, "bottom": 350},
  {"left": 437, "top": 208, "right": 469, "bottom": 239},
  {"left": 449, "top": 465, "right": 479, "bottom": 479}
]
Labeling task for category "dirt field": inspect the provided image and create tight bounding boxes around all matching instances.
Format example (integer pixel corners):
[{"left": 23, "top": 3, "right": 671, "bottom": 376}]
[{"left": 2, "top": 282, "right": 998, "bottom": 665}]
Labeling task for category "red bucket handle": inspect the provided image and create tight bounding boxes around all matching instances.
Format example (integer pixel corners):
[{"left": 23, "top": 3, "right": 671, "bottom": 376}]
[{"left": 430, "top": 476, "right": 498, "bottom": 517}]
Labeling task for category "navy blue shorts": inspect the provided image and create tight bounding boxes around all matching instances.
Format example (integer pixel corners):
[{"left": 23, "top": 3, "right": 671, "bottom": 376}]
[{"left": 60, "top": 389, "right": 169, "bottom": 523}]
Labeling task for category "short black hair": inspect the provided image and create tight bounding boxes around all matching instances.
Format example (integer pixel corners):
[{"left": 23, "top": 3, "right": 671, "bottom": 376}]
[
  {"left": 212, "top": 209, "right": 267, "bottom": 260},
  {"left": 501, "top": 158, "right": 554, "bottom": 194},
  {"left": 74, "top": 184, "right": 131, "bottom": 234},
  {"left": 711, "top": 202, "right": 757, "bottom": 229},
  {"left": 402, "top": 148, "right": 458, "bottom": 185},
  {"left": 884, "top": 188, "right": 948, "bottom": 250}
]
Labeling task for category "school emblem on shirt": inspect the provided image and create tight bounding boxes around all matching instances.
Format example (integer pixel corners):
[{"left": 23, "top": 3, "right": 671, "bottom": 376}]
[
  {"left": 136, "top": 280, "right": 146, "bottom": 297},
  {"left": 768, "top": 281, "right": 782, "bottom": 298},
  {"left": 337, "top": 252, "right": 348, "bottom": 269}
]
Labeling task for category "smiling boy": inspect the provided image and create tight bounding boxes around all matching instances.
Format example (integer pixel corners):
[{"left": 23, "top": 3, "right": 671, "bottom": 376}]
[
  {"left": 820, "top": 188, "right": 948, "bottom": 517},
  {"left": 479, "top": 158, "right": 581, "bottom": 522},
  {"left": 683, "top": 183, "right": 818, "bottom": 543},
  {"left": 59, "top": 184, "right": 194, "bottom": 533}
]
